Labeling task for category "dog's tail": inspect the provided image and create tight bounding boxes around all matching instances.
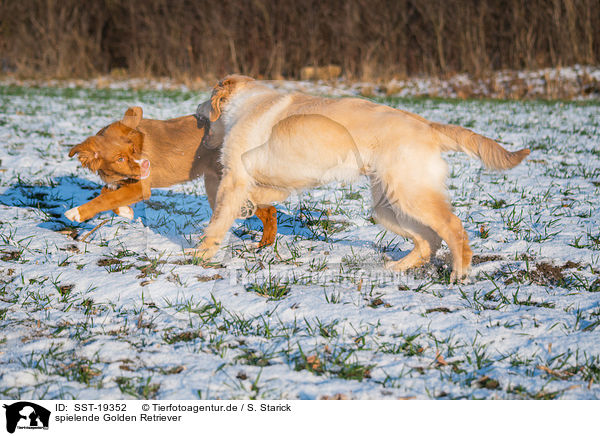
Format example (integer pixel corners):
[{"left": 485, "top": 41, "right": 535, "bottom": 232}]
[{"left": 431, "top": 122, "right": 530, "bottom": 170}]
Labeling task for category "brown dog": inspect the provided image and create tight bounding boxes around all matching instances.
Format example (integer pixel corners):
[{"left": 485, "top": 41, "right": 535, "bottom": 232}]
[{"left": 65, "top": 106, "right": 277, "bottom": 247}]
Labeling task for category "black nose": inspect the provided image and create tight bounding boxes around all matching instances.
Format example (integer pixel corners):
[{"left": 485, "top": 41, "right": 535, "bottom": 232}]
[{"left": 195, "top": 113, "right": 210, "bottom": 131}]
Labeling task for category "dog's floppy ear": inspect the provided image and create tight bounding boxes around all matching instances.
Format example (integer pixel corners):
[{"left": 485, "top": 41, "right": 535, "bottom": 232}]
[
  {"left": 69, "top": 138, "right": 102, "bottom": 172},
  {"left": 209, "top": 75, "right": 254, "bottom": 122},
  {"left": 121, "top": 106, "right": 143, "bottom": 129},
  {"left": 210, "top": 79, "right": 234, "bottom": 122},
  {"left": 128, "top": 129, "right": 144, "bottom": 155}
]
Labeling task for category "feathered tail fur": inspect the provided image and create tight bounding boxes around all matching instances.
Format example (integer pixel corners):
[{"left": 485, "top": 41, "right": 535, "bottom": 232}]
[{"left": 431, "top": 122, "right": 530, "bottom": 170}]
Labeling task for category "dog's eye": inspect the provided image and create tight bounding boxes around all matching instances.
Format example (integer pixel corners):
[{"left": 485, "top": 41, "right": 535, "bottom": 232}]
[{"left": 116, "top": 157, "right": 125, "bottom": 163}]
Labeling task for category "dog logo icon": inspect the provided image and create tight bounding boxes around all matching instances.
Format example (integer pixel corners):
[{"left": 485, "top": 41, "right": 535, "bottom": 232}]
[{"left": 3, "top": 402, "right": 50, "bottom": 433}]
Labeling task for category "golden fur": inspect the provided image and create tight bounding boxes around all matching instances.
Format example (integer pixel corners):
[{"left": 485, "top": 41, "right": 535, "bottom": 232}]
[{"left": 191, "top": 75, "right": 530, "bottom": 279}]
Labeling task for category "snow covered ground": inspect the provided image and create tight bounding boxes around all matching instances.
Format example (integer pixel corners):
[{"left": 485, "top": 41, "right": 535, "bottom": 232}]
[{"left": 0, "top": 85, "right": 599, "bottom": 399}]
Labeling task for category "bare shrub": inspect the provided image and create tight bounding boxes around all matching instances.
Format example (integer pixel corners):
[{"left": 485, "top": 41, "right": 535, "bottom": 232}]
[{"left": 0, "top": 0, "right": 598, "bottom": 80}]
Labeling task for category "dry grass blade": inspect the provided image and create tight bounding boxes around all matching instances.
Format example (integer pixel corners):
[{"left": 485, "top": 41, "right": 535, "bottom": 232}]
[
  {"left": 79, "top": 219, "right": 110, "bottom": 243},
  {"left": 537, "top": 365, "right": 575, "bottom": 379}
]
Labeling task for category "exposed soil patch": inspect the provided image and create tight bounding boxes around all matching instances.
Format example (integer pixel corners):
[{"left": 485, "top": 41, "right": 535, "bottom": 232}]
[
  {"left": 97, "top": 258, "right": 122, "bottom": 267},
  {"left": 472, "top": 254, "right": 503, "bottom": 265},
  {"left": 425, "top": 307, "right": 454, "bottom": 314},
  {"left": 0, "top": 250, "right": 21, "bottom": 262},
  {"left": 505, "top": 261, "right": 581, "bottom": 286}
]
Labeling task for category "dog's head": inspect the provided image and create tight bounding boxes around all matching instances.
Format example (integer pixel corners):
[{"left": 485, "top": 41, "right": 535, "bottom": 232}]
[
  {"left": 208, "top": 75, "right": 255, "bottom": 122},
  {"left": 69, "top": 107, "right": 151, "bottom": 183}
]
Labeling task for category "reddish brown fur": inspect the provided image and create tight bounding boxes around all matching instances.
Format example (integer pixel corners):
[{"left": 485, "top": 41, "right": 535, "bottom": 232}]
[
  {"left": 67, "top": 106, "right": 278, "bottom": 245},
  {"left": 254, "top": 206, "right": 277, "bottom": 247}
]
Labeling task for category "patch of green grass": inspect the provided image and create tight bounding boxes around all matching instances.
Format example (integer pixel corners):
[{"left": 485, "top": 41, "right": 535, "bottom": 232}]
[
  {"left": 97, "top": 257, "right": 135, "bottom": 273},
  {"left": 246, "top": 278, "right": 290, "bottom": 301},
  {"left": 482, "top": 194, "right": 511, "bottom": 209},
  {"left": 0, "top": 85, "right": 200, "bottom": 104},
  {"left": 344, "top": 190, "right": 363, "bottom": 200},
  {"left": 115, "top": 376, "right": 160, "bottom": 399},
  {"left": 377, "top": 333, "right": 425, "bottom": 356},
  {"left": 308, "top": 257, "right": 328, "bottom": 272},
  {"left": 293, "top": 344, "right": 374, "bottom": 381},
  {"left": 135, "top": 255, "right": 166, "bottom": 278},
  {"left": 56, "top": 360, "right": 102, "bottom": 386},
  {"left": 235, "top": 347, "right": 274, "bottom": 367}
]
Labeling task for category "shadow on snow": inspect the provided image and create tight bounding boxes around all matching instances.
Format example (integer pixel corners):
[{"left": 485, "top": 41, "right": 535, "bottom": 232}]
[{"left": 0, "top": 176, "right": 332, "bottom": 246}]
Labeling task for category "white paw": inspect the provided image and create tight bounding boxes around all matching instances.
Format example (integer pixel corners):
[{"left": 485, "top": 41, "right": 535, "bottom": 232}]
[
  {"left": 116, "top": 206, "right": 134, "bottom": 220},
  {"left": 64, "top": 207, "right": 81, "bottom": 222}
]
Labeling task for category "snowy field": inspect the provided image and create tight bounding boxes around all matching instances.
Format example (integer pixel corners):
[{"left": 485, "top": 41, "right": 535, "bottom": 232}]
[{"left": 0, "top": 85, "right": 599, "bottom": 399}]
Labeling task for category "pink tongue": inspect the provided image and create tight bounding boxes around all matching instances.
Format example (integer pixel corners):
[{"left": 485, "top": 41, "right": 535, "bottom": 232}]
[{"left": 139, "top": 160, "right": 150, "bottom": 179}]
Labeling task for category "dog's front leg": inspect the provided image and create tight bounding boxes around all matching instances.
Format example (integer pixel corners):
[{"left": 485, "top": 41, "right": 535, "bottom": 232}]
[
  {"left": 187, "top": 172, "right": 250, "bottom": 260},
  {"left": 255, "top": 206, "right": 277, "bottom": 247},
  {"left": 100, "top": 186, "right": 134, "bottom": 219},
  {"left": 65, "top": 182, "right": 150, "bottom": 222},
  {"left": 247, "top": 186, "right": 288, "bottom": 247}
]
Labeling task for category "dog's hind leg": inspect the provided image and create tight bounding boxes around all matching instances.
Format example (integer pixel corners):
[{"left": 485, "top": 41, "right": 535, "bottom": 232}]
[
  {"left": 371, "top": 179, "right": 441, "bottom": 270},
  {"left": 378, "top": 180, "right": 472, "bottom": 280}
]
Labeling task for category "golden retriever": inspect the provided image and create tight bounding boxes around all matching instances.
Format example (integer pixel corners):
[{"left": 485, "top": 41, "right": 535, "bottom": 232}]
[
  {"left": 191, "top": 75, "right": 530, "bottom": 279},
  {"left": 66, "top": 106, "right": 277, "bottom": 247}
]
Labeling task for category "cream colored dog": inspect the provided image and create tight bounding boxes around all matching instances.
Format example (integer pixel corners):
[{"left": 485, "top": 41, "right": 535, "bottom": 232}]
[{"left": 191, "top": 75, "right": 530, "bottom": 280}]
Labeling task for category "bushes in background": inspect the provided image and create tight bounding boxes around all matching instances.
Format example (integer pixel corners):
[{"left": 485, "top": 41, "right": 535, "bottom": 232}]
[{"left": 1, "top": 0, "right": 598, "bottom": 80}]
